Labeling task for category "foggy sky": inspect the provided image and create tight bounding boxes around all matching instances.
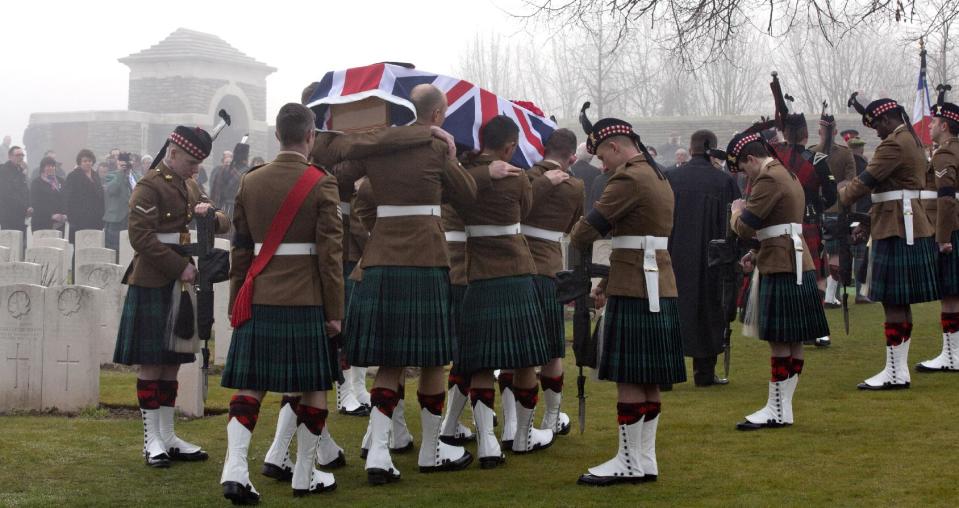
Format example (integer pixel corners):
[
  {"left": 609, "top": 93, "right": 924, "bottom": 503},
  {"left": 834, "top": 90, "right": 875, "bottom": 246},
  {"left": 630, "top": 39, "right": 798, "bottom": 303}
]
[{"left": 0, "top": 0, "right": 529, "bottom": 151}]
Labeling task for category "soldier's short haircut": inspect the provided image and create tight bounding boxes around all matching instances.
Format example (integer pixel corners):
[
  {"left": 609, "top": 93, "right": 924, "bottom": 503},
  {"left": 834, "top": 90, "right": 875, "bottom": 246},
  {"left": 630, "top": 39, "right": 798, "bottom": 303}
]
[
  {"left": 735, "top": 140, "right": 771, "bottom": 163},
  {"left": 480, "top": 115, "right": 520, "bottom": 151},
  {"left": 411, "top": 84, "right": 446, "bottom": 121},
  {"left": 76, "top": 149, "right": 96, "bottom": 165},
  {"left": 301, "top": 82, "right": 320, "bottom": 105},
  {"left": 689, "top": 129, "right": 718, "bottom": 155},
  {"left": 276, "top": 103, "right": 316, "bottom": 146},
  {"left": 544, "top": 128, "right": 577, "bottom": 158}
]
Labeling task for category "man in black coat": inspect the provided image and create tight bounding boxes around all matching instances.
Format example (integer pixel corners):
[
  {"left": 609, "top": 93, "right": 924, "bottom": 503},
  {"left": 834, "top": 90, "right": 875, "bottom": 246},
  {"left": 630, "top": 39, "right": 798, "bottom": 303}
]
[
  {"left": 0, "top": 146, "right": 31, "bottom": 233},
  {"left": 666, "top": 130, "right": 741, "bottom": 386}
]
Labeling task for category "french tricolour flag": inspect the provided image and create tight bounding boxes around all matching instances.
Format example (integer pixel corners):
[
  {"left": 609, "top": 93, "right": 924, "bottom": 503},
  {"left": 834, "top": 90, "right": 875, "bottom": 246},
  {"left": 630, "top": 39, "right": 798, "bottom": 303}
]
[
  {"left": 305, "top": 63, "right": 556, "bottom": 169},
  {"left": 913, "top": 48, "right": 933, "bottom": 146}
]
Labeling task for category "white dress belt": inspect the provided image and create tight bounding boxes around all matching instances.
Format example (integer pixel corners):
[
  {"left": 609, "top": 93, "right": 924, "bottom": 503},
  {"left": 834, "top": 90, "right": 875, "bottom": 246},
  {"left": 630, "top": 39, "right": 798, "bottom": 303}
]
[
  {"left": 445, "top": 231, "right": 467, "bottom": 243},
  {"left": 376, "top": 205, "right": 441, "bottom": 218},
  {"left": 339, "top": 202, "right": 351, "bottom": 216},
  {"left": 870, "top": 190, "right": 935, "bottom": 245},
  {"left": 253, "top": 243, "right": 317, "bottom": 255},
  {"left": 756, "top": 223, "right": 804, "bottom": 285},
  {"left": 155, "top": 232, "right": 182, "bottom": 244},
  {"left": 465, "top": 223, "right": 522, "bottom": 237},
  {"left": 521, "top": 224, "right": 565, "bottom": 243},
  {"left": 610, "top": 235, "right": 669, "bottom": 312}
]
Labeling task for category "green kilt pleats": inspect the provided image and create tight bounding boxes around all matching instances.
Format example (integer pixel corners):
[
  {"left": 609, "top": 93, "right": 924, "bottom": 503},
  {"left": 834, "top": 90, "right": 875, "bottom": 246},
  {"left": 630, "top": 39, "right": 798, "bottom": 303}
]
[
  {"left": 940, "top": 230, "right": 959, "bottom": 297},
  {"left": 532, "top": 275, "right": 566, "bottom": 359},
  {"left": 113, "top": 282, "right": 195, "bottom": 366},
  {"left": 757, "top": 271, "right": 830, "bottom": 343},
  {"left": 343, "top": 261, "right": 358, "bottom": 313},
  {"left": 458, "top": 275, "right": 549, "bottom": 371},
  {"left": 451, "top": 284, "right": 467, "bottom": 337},
  {"left": 345, "top": 266, "right": 455, "bottom": 368},
  {"left": 221, "top": 305, "right": 337, "bottom": 392},
  {"left": 869, "top": 236, "right": 939, "bottom": 304},
  {"left": 599, "top": 296, "right": 686, "bottom": 385}
]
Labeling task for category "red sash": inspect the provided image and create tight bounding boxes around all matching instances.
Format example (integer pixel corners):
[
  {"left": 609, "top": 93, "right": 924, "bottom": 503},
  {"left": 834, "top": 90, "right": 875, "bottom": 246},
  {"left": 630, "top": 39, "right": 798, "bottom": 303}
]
[{"left": 231, "top": 165, "right": 326, "bottom": 327}]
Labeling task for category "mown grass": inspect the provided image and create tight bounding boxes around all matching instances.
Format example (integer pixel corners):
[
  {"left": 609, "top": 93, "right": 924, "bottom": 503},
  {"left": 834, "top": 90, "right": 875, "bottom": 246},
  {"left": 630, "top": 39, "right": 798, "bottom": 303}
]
[{"left": 1, "top": 301, "right": 957, "bottom": 507}]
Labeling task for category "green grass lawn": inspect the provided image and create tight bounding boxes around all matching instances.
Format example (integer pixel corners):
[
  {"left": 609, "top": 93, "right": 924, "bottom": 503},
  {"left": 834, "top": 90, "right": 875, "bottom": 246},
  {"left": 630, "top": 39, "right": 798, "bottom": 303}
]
[{"left": 2, "top": 301, "right": 958, "bottom": 507}]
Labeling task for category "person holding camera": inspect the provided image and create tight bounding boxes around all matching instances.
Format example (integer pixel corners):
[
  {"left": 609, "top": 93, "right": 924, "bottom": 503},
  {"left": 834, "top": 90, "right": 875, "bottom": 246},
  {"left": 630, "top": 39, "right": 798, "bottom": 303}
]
[{"left": 104, "top": 152, "right": 138, "bottom": 251}]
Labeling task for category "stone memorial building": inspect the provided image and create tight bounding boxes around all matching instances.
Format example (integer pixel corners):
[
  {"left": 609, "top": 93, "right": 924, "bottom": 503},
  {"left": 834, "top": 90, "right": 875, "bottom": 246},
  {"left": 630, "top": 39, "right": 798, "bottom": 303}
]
[{"left": 24, "top": 28, "right": 278, "bottom": 163}]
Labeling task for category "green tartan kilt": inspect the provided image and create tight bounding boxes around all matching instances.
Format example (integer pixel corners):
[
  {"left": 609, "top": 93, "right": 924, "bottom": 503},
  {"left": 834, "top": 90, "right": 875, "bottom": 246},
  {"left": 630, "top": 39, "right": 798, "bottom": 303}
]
[
  {"left": 599, "top": 296, "right": 686, "bottom": 385},
  {"left": 757, "top": 271, "right": 830, "bottom": 343},
  {"left": 451, "top": 284, "right": 467, "bottom": 339},
  {"left": 940, "top": 230, "right": 959, "bottom": 297},
  {"left": 458, "top": 275, "right": 549, "bottom": 372},
  {"left": 869, "top": 236, "right": 940, "bottom": 304},
  {"left": 532, "top": 275, "right": 566, "bottom": 359},
  {"left": 113, "top": 282, "right": 195, "bottom": 366},
  {"left": 343, "top": 261, "right": 358, "bottom": 313},
  {"left": 345, "top": 266, "right": 455, "bottom": 368},
  {"left": 221, "top": 305, "right": 337, "bottom": 392}
]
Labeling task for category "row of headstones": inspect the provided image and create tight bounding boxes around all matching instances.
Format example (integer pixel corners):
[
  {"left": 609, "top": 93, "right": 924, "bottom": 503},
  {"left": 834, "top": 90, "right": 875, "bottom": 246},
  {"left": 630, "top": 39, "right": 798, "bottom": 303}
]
[
  {"left": 0, "top": 279, "right": 208, "bottom": 417},
  {"left": 1, "top": 229, "right": 232, "bottom": 363},
  {"left": 0, "top": 229, "right": 118, "bottom": 286},
  {"left": 0, "top": 231, "right": 234, "bottom": 417}
]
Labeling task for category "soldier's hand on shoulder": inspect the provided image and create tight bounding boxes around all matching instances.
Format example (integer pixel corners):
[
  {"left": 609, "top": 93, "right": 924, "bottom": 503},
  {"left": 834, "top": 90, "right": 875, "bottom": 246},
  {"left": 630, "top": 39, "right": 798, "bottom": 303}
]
[
  {"left": 489, "top": 160, "right": 522, "bottom": 180},
  {"left": 544, "top": 169, "right": 570, "bottom": 186},
  {"left": 180, "top": 263, "right": 197, "bottom": 283},
  {"left": 429, "top": 126, "right": 456, "bottom": 158}
]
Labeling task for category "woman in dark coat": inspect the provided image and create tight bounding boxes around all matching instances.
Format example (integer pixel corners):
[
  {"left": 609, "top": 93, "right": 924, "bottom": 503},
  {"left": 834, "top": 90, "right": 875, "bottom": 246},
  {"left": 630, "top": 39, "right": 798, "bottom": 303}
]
[
  {"left": 30, "top": 156, "right": 67, "bottom": 232},
  {"left": 64, "top": 149, "right": 105, "bottom": 243}
]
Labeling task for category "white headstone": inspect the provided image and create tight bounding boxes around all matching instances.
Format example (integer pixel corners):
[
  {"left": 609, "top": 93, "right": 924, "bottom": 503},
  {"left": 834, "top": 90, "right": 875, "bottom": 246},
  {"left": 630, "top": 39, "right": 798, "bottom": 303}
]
[
  {"left": 34, "top": 238, "right": 72, "bottom": 282},
  {"left": 41, "top": 285, "right": 100, "bottom": 411},
  {"left": 0, "top": 230, "right": 23, "bottom": 262},
  {"left": 76, "top": 263, "right": 125, "bottom": 364},
  {"left": 176, "top": 354, "right": 205, "bottom": 417},
  {"left": 118, "top": 230, "right": 133, "bottom": 271},
  {"left": 32, "top": 229, "right": 63, "bottom": 241},
  {"left": 591, "top": 240, "right": 612, "bottom": 290},
  {"left": 24, "top": 247, "right": 65, "bottom": 287},
  {"left": 0, "top": 246, "right": 9, "bottom": 263},
  {"left": 592, "top": 240, "right": 612, "bottom": 267},
  {"left": 0, "top": 284, "right": 45, "bottom": 411},
  {"left": 213, "top": 238, "right": 233, "bottom": 366},
  {"left": 75, "top": 230, "right": 105, "bottom": 250},
  {"left": 0, "top": 262, "right": 42, "bottom": 286},
  {"left": 76, "top": 247, "right": 116, "bottom": 268}
]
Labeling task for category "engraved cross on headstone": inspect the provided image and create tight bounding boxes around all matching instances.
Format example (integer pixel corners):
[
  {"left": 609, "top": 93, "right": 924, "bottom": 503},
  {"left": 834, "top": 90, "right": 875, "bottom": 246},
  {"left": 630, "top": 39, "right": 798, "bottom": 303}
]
[
  {"left": 57, "top": 345, "right": 80, "bottom": 392},
  {"left": 5, "top": 343, "right": 30, "bottom": 389}
]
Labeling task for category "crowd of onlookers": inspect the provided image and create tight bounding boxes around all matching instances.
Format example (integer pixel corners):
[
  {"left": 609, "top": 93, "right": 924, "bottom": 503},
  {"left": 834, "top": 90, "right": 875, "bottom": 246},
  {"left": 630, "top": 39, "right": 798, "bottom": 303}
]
[{"left": 0, "top": 136, "right": 261, "bottom": 251}]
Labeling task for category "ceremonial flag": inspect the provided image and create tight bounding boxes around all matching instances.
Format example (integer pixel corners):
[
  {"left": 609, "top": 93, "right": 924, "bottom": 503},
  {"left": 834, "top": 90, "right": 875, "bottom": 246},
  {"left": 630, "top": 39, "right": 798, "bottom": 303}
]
[
  {"left": 912, "top": 45, "right": 933, "bottom": 146},
  {"left": 305, "top": 63, "right": 556, "bottom": 169}
]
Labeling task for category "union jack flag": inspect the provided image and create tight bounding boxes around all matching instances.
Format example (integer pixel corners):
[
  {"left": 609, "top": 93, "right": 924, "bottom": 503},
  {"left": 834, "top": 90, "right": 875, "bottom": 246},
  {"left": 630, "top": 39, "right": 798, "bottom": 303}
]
[{"left": 305, "top": 63, "right": 556, "bottom": 169}]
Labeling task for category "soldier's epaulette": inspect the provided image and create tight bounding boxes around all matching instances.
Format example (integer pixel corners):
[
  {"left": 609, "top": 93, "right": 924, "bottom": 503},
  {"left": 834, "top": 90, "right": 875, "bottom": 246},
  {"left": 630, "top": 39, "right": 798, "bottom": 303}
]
[{"left": 245, "top": 163, "right": 267, "bottom": 173}]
